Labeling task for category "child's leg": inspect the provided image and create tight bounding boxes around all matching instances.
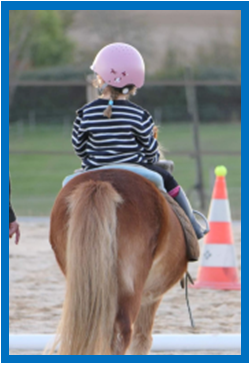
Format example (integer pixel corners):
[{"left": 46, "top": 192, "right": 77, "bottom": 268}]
[
  {"left": 172, "top": 187, "right": 209, "bottom": 239},
  {"left": 140, "top": 163, "right": 179, "bottom": 192},
  {"left": 141, "top": 164, "right": 208, "bottom": 239}
]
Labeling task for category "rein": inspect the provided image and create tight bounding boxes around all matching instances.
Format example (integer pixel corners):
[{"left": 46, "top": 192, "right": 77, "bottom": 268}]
[{"left": 180, "top": 272, "right": 195, "bottom": 328}]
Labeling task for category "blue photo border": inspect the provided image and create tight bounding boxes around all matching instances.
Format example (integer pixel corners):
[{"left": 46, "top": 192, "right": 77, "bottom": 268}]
[{"left": 3, "top": 1, "right": 249, "bottom": 363}]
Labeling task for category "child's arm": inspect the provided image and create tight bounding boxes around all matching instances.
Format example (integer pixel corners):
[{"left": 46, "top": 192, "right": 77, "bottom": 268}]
[
  {"left": 133, "top": 113, "right": 160, "bottom": 163},
  {"left": 72, "top": 110, "right": 88, "bottom": 158}
]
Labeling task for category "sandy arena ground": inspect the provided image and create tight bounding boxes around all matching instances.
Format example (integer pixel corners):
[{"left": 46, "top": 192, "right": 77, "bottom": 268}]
[{"left": 9, "top": 218, "right": 241, "bottom": 356}]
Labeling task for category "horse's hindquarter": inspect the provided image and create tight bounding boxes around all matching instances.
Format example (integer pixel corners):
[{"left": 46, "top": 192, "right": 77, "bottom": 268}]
[
  {"left": 49, "top": 169, "right": 158, "bottom": 275},
  {"left": 49, "top": 168, "right": 189, "bottom": 355},
  {"left": 49, "top": 185, "right": 71, "bottom": 274},
  {"left": 50, "top": 168, "right": 187, "bottom": 287},
  {"left": 142, "top": 194, "right": 188, "bottom": 304}
]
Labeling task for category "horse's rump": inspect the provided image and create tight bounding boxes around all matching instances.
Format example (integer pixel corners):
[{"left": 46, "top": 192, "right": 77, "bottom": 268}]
[
  {"left": 50, "top": 169, "right": 171, "bottom": 274},
  {"left": 49, "top": 169, "right": 189, "bottom": 355}
]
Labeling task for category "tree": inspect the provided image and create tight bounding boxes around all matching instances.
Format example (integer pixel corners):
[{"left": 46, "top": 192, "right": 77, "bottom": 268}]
[
  {"left": 29, "top": 10, "right": 75, "bottom": 67},
  {"left": 9, "top": 10, "right": 75, "bottom": 105}
]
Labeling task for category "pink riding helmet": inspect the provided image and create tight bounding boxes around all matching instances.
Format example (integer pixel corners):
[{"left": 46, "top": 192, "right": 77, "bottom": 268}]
[{"left": 90, "top": 42, "right": 145, "bottom": 88}]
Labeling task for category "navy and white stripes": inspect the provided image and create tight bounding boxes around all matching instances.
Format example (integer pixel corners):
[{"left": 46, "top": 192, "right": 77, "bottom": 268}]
[{"left": 72, "top": 99, "right": 159, "bottom": 170}]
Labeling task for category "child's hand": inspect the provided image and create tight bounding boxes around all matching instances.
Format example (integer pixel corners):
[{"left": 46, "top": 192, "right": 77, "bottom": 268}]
[{"left": 153, "top": 126, "right": 158, "bottom": 139}]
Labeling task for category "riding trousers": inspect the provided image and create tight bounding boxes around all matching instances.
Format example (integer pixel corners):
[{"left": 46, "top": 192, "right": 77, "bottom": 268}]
[{"left": 139, "top": 163, "right": 179, "bottom": 192}]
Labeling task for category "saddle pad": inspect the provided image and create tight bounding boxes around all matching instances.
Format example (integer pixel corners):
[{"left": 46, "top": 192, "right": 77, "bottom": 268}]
[{"left": 62, "top": 163, "right": 166, "bottom": 192}]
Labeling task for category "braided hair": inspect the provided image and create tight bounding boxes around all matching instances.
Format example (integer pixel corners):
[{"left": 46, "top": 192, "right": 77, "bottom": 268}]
[{"left": 103, "top": 85, "right": 136, "bottom": 118}]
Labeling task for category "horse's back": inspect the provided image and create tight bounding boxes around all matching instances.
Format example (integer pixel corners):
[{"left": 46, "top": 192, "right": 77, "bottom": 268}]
[{"left": 50, "top": 168, "right": 170, "bottom": 275}]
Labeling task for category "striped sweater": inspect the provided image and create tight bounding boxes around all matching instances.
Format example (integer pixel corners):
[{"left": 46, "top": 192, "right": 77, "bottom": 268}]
[{"left": 72, "top": 98, "right": 160, "bottom": 170}]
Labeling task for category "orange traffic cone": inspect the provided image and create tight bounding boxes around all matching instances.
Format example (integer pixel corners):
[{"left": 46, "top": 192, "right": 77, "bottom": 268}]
[{"left": 193, "top": 166, "right": 241, "bottom": 290}]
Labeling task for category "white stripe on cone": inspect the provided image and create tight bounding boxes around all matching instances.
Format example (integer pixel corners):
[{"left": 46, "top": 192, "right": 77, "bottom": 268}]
[
  {"left": 208, "top": 199, "right": 232, "bottom": 222},
  {"left": 201, "top": 244, "right": 238, "bottom": 267}
]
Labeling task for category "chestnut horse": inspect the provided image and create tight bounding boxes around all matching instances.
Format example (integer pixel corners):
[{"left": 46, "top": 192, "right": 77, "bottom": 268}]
[{"left": 49, "top": 168, "right": 198, "bottom": 355}]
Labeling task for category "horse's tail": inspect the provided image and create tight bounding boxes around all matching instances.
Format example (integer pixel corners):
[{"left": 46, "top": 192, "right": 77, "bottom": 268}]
[{"left": 53, "top": 180, "right": 123, "bottom": 355}]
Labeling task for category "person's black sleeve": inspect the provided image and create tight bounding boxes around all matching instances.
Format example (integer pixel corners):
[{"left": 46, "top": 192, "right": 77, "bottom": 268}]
[{"left": 9, "top": 178, "right": 16, "bottom": 223}]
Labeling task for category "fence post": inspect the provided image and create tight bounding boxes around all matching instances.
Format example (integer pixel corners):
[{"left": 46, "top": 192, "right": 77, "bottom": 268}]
[
  {"left": 184, "top": 67, "right": 206, "bottom": 210},
  {"left": 154, "top": 107, "right": 162, "bottom": 126},
  {"left": 209, "top": 167, "right": 215, "bottom": 195},
  {"left": 17, "top": 119, "right": 24, "bottom": 137},
  {"left": 28, "top": 110, "right": 36, "bottom": 132},
  {"left": 86, "top": 74, "right": 98, "bottom": 103},
  {"left": 62, "top": 116, "right": 70, "bottom": 136}
]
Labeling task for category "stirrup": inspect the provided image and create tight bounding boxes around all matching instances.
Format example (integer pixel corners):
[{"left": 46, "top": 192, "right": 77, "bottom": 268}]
[{"left": 193, "top": 210, "right": 210, "bottom": 235}]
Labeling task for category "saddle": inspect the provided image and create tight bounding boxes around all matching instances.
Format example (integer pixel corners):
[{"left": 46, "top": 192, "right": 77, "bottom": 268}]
[{"left": 62, "top": 162, "right": 170, "bottom": 192}]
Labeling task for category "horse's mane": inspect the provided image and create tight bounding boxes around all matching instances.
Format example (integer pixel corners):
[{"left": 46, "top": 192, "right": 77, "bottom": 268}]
[{"left": 162, "top": 192, "right": 200, "bottom": 261}]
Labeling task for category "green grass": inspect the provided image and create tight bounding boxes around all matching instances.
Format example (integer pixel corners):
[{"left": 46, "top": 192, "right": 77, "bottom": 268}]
[
  {"left": 9, "top": 122, "right": 241, "bottom": 218},
  {"left": 157, "top": 122, "right": 241, "bottom": 152}
]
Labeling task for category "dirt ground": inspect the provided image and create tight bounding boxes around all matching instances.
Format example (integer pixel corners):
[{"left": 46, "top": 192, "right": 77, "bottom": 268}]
[{"left": 9, "top": 219, "right": 241, "bottom": 356}]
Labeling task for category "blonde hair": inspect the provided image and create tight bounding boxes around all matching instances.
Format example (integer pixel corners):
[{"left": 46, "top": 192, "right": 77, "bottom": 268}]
[
  {"left": 103, "top": 87, "right": 121, "bottom": 118},
  {"left": 92, "top": 75, "right": 136, "bottom": 118},
  {"left": 103, "top": 85, "right": 136, "bottom": 118}
]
